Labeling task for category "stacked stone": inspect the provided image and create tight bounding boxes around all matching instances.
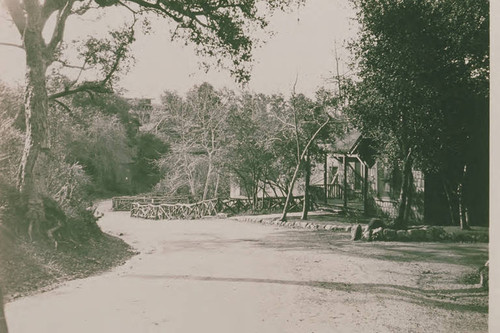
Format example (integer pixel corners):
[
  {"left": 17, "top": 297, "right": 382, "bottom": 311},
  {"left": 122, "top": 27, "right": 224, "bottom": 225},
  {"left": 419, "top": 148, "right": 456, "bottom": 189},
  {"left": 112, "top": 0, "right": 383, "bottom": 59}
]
[
  {"left": 234, "top": 216, "right": 352, "bottom": 232},
  {"left": 233, "top": 216, "right": 487, "bottom": 243}
]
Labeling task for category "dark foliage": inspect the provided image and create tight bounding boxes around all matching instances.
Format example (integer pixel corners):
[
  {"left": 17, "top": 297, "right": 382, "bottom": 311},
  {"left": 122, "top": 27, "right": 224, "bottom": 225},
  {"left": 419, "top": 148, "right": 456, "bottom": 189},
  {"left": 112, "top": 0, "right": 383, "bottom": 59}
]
[
  {"left": 131, "top": 133, "right": 170, "bottom": 193},
  {"left": 347, "top": 0, "right": 489, "bottom": 226}
]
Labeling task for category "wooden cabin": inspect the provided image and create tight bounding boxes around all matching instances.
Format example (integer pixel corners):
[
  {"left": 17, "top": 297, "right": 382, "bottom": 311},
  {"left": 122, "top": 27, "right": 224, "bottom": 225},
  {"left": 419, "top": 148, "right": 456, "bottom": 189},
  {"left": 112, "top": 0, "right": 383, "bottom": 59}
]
[
  {"left": 229, "top": 130, "right": 424, "bottom": 219},
  {"left": 314, "top": 131, "right": 424, "bottom": 219}
]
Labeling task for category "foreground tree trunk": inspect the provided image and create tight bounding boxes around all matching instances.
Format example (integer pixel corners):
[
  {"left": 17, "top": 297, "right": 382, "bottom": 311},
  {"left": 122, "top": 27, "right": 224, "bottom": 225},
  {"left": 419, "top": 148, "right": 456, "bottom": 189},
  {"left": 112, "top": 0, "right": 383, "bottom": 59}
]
[
  {"left": 16, "top": 1, "right": 52, "bottom": 238},
  {"left": 0, "top": 288, "right": 7, "bottom": 333},
  {"left": 17, "top": 0, "right": 50, "bottom": 193}
]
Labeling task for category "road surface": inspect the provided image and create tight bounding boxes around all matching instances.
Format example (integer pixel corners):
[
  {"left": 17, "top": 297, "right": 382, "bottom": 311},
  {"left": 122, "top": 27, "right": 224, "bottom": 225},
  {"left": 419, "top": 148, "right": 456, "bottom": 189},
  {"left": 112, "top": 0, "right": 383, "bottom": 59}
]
[{"left": 5, "top": 201, "right": 488, "bottom": 332}]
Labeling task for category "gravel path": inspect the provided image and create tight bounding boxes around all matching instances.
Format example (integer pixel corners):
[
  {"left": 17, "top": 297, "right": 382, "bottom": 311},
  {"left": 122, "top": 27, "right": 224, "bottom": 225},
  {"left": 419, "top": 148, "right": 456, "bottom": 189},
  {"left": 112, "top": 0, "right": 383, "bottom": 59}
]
[{"left": 5, "top": 201, "right": 488, "bottom": 332}]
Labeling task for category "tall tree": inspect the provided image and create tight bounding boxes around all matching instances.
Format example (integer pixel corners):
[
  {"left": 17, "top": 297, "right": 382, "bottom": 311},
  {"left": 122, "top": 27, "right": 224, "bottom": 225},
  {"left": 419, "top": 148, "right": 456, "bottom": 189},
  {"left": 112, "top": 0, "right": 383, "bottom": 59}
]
[
  {"left": 273, "top": 92, "right": 332, "bottom": 221},
  {"left": 1, "top": 0, "right": 299, "bottom": 234},
  {"left": 223, "top": 92, "right": 277, "bottom": 209},
  {"left": 185, "top": 83, "right": 231, "bottom": 200},
  {"left": 347, "top": 0, "right": 488, "bottom": 228},
  {"left": 155, "top": 84, "right": 231, "bottom": 200}
]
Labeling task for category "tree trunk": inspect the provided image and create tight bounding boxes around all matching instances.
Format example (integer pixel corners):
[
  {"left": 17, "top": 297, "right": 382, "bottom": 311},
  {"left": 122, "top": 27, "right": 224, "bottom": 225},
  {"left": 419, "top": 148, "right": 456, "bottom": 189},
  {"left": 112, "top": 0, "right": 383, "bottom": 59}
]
[
  {"left": 459, "top": 193, "right": 469, "bottom": 230},
  {"left": 443, "top": 182, "right": 457, "bottom": 226},
  {"left": 188, "top": 174, "right": 196, "bottom": 199},
  {"left": 323, "top": 152, "right": 328, "bottom": 204},
  {"left": 403, "top": 168, "right": 414, "bottom": 222},
  {"left": 202, "top": 154, "right": 213, "bottom": 201},
  {"left": 394, "top": 150, "right": 413, "bottom": 229},
  {"left": 280, "top": 159, "right": 302, "bottom": 221},
  {"left": 17, "top": 4, "right": 51, "bottom": 238},
  {"left": 363, "top": 163, "right": 369, "bottom": 215},
  {"left": 252, "top": 174, "right": 258, "bottom": 211},
  {"left": 0, "top": 288, "right": 8, "bottom": 333},
  {"left": 213, "top": 172, "right": 220, "bottom": 198},
  {"left": 343, "top": 154, "right": 348, "bottom": 211},
  {"left": 18, "top": 6, "right": 50, "bottom": 193},
  {"left": 459, "top": 165, "right": 470, "bottom": 230},
  {"left": 301, "top": 153, "right": 311, "bottom": 220},
  {"left": 261, "top": 182, "right": 266, "bottom": 211},
  {"left": 464, "top": 98, "right": 489, "bottom": 226},
  {"left": 424, "top": 172, "right": 450, "bottom": 225},
  {"left": 280, "top": 118, "right": 329, "bottom": 221}
]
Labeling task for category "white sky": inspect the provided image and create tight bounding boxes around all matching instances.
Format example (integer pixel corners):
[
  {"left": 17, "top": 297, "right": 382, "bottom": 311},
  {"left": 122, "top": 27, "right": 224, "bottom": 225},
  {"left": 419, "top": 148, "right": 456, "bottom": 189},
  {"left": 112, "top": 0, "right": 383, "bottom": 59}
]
[{"left": 0, "top": 0, "right": 357, "bottom": 100}]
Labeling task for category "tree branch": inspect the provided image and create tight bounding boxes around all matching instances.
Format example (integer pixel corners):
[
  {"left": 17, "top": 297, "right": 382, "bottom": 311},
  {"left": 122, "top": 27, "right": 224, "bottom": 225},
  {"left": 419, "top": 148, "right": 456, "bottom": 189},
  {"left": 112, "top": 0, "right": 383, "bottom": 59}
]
[
  {"left": 271, "top": 113, "right": 295, "bottom": 129},
  {"left": 0, "top": 42, "right": 24, "bottom": 49},
  {"left": 124, "top": 0, "right": 183, "bottom": 22},
  {"left": 118, "top": 0, "right": 138, "bottom": 14},
  {"left": 45, "top": 0, "right": 75, "bottom": 61},
  {"left": 52, "top": 98, "right": 73, "bottom": 115},
  {"left": 41, "top": 0, "right": 65, "bottom": 23},
  {"left": 49, "top": 18, "right": 136, "bottom": 100},
  {"left": 71, "top": 0, "right": 97, "bottom": 16},
  {"left": 55, "top": 58, "right": 87, "bottom": 70},
  {"left": 48, "top": 81, "right": 112, "bottom": 99},
  {"left": 4, "top": 0, "right": 26, "bottom": 35}
]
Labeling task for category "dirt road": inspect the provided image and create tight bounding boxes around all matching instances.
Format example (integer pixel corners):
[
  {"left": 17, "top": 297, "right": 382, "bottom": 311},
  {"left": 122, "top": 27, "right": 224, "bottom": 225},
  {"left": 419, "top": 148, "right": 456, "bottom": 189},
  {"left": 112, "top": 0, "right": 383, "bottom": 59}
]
[{"left": 5, "top": 201, "right": 488, "bottom": 332}]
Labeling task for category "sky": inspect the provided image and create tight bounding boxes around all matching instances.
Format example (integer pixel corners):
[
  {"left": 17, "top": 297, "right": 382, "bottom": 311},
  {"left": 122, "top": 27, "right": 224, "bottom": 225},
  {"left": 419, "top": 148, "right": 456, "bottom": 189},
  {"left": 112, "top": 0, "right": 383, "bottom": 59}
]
[{"left": 0, "top": 0, "right": 357, "bottom": 100}]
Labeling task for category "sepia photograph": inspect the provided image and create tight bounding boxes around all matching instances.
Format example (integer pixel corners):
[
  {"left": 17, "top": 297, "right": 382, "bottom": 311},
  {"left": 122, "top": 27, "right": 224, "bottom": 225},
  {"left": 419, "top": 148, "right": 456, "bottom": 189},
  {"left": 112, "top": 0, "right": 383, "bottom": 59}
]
[{"left": 0, "top": 0, "right": 492, "bottom": 332}]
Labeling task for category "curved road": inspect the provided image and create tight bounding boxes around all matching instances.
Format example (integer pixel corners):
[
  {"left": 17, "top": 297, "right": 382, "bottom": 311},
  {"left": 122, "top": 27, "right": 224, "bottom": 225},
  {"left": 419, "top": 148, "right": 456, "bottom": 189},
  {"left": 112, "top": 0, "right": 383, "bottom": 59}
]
[{"left": 5, "top": 201, "right": 488, "bottom": 332}]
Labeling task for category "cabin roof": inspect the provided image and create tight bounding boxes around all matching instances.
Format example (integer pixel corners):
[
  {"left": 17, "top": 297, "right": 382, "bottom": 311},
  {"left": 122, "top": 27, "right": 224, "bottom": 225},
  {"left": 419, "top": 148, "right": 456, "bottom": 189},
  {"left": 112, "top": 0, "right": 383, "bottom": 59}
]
[
  {"left": 325, "top": 130, "right": 377, "bottom": 167},
  {"left": 329, "top": 130, "right": 361, "bottom": 154}
]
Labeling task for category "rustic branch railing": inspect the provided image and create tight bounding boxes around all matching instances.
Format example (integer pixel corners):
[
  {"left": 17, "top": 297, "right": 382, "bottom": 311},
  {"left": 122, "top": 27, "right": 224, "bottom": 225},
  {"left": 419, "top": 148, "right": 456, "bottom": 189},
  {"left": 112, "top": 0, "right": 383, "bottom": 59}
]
[
  {"left": 112, "top": 195, "right": 190, "bottom": 211},
  {"left": 127, "top": 196, "right": 304, "bottom": 220},
  {"left": 131, "top": 199, "right": 218, "bottom": 220},
  {"left": 217, "top": 196, "right": 304, "bottom": 215},
  {"left": 216, "top": 197, "right": 253, "bottom": 215}
]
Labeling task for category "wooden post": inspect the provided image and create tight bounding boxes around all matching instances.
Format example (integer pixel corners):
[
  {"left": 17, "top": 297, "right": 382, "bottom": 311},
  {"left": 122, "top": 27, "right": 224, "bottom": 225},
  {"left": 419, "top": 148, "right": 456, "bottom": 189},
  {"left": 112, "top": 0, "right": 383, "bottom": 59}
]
[
  {"left": 343, "top": 154, "right": 348, "bottom": 211},
  {"left": 363, "top": 163, "right": 369, "bottom": 215}
]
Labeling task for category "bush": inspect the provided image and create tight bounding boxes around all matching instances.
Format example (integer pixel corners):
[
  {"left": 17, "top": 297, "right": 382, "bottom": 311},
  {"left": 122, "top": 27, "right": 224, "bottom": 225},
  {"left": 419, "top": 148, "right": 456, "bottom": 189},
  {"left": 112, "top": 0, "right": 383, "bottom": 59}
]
[{"left": 0, "top": 179, "right": 101, "bottom": 247}]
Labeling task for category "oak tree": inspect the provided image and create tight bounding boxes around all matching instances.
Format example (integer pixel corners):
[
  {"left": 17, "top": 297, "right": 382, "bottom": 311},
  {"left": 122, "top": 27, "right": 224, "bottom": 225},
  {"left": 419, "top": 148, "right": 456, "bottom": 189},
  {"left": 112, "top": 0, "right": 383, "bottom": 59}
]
[
  {"left": 347, "top": 0, "right": 488, "bottom": 228},
  {"left": 1, "top": 0, "right": 299, "bottom": 234}
]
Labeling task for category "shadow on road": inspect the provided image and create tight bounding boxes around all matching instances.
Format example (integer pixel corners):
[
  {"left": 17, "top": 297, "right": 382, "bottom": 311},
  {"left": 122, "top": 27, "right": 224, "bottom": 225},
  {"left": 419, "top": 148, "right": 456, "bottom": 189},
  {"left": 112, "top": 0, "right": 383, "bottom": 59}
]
[
  {"left": 252, "top": 229, "right": 488, "bottom": 266},
  {"left": 125, "top": 273, "right": 488, "bottom": 314}
]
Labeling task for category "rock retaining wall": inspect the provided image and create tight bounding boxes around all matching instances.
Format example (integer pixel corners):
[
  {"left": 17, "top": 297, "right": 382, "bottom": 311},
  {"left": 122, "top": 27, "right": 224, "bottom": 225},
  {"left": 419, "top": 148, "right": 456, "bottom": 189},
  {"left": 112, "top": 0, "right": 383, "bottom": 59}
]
[
  {"left": 233, "top": 216, "right": 352, "bottom": 232},
  {"left": 231, "top": 216, "right": 488, "bottom": 243}
]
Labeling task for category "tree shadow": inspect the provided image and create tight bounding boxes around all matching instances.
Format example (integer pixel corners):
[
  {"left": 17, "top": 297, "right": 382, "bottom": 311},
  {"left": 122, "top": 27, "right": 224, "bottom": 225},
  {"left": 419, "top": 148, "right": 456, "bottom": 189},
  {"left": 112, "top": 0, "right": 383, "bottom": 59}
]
[
  {"left": 253, "top": 229, "right": 488, "bottom": 266},
  {"left": 126, "top": 273, "right": 488, "bottom": 313}
]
